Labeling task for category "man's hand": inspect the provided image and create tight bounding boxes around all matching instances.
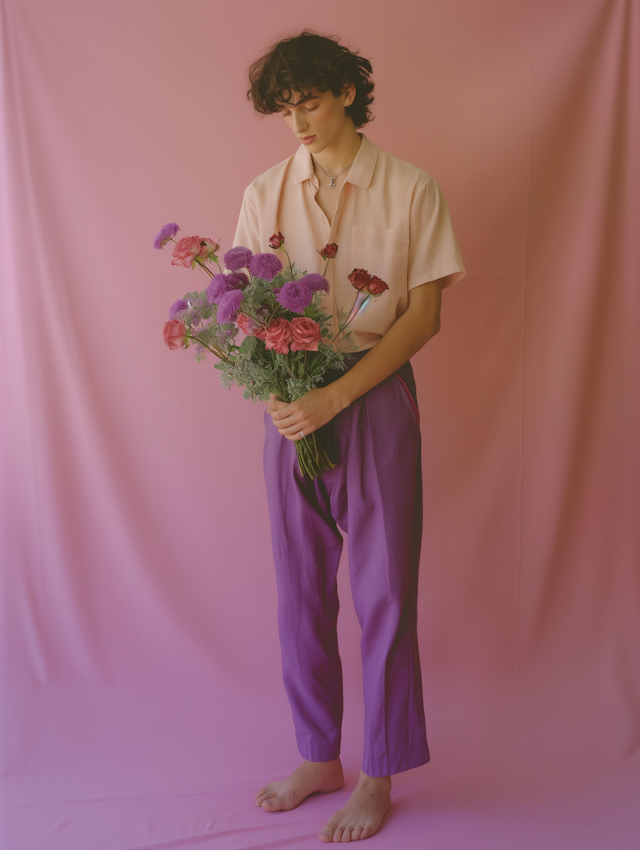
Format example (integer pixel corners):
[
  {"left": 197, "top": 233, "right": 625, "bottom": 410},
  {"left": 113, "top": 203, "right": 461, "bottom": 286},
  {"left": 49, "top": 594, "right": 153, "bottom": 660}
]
[
  {"left": 267, "top": 386, "right": 343, "bottom": 441},
  {"left": 266, "top": 278, "right": 445, "bottom": 440}
]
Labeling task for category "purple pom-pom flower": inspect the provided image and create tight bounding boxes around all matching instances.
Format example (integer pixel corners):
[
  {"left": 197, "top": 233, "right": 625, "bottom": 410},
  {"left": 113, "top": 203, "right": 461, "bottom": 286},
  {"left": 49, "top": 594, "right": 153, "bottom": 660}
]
[
  {"left": 298, "top": 273, "right": 329, "bottom": 293},
  {"left": 276, "top": 280, "right": 314, "bottom": 313},
  {"left": 217, "top": 289, "right": 244, "bottom": 323},
  {"left": 169, "top": 298, "right": 189, "bottom": 319},
  {"left": 153, "top": 222, "right": 180, "bottom": 250},
  {"left": 249, "top": 252, "right": 283, "bottom": 282},
  {"left": 206, "top": 273, "right": 234, "bottom": 304},
  {"left": 226, "top": 271, "right": 250, "bottom": 289},
  {"left": 224, "top": 246, "right": 253, "bottom": 271},
  {"left": 206, "top": 271, "right": 250, "bottom": 304}
]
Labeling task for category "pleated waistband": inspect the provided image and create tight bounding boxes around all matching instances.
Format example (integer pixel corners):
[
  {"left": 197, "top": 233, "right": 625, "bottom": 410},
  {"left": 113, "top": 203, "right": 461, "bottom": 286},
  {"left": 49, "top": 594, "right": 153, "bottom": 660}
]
[{"left": 319, "top": 348, "right": 418, "bottom": 407}]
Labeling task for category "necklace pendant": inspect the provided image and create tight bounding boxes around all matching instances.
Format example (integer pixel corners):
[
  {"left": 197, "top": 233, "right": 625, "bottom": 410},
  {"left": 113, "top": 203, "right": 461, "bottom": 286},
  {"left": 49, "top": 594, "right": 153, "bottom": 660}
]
[{"left": 329, "top": 177, "right": 336, "bottom": 189}]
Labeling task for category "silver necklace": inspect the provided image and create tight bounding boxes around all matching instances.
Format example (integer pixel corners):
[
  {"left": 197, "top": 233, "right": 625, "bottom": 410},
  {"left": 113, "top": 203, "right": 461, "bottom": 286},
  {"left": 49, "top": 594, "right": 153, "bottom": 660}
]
[{"left": 312, "top": 156, "right": 355, "bottom": 189}]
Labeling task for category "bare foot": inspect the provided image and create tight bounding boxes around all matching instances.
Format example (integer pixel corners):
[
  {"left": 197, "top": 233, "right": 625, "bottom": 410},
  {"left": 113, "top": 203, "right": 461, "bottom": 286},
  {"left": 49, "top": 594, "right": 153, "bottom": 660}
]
[
  {"left": 319, "top": 771, "right": 391, "bottom": 842},
  {"left": 255, "top": 758, "right": 344, "bottom": 812}
]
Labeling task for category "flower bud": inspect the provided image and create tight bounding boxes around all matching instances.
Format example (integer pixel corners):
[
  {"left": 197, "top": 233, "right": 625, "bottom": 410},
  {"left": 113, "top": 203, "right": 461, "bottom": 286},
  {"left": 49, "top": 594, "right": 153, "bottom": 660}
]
[
  {"left": 318, "top": 242, "right": 338, "bottom": 260},
  {"left": 347, "top": 268, "right": 389, "bottom": 297},
  {"left": 269, "top": 231, "right": 285, "bottom": 249},
  {"left": 200, "top": 238, "right": 221, "bottom": 259}
]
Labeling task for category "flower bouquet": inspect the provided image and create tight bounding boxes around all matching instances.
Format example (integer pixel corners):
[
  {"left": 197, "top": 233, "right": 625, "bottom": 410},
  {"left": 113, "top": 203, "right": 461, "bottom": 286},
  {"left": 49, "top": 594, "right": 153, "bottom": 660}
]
[{"left": 156, "top": 223, "right": 388, "bottom": 479}]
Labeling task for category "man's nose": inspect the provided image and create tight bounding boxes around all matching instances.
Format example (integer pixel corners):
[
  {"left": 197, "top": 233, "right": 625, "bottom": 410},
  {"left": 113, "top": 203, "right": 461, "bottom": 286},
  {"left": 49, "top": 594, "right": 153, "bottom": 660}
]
[{"left": 292, "top": 111, "right": 308, "bottom": 133}]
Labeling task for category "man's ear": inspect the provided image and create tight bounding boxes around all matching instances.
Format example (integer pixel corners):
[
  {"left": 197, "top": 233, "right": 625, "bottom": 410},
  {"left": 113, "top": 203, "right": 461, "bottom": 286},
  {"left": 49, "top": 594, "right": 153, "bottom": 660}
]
[{"left": 342, "top": 83, "right": 356, "bottom": 108}]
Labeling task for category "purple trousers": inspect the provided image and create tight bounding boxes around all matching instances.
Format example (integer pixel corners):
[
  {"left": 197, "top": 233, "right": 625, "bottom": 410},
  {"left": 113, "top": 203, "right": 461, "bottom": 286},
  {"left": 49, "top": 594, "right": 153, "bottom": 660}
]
[{"left": 263, "top": 355, "right": 429, "bottom": 777}]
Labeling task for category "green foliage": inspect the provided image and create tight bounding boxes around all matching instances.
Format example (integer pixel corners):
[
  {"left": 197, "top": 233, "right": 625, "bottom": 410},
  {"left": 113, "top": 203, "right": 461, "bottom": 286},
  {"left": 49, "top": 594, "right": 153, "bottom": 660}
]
[{"left": 172, "top": 258, "right": 355, "bottom": 404}]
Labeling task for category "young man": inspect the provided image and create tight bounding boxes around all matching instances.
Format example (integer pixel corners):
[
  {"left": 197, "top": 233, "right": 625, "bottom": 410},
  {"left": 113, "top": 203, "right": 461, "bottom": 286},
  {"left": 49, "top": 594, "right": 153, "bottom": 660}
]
[{"left": 233, "top": 31, "right": 465, "bottom": 843}]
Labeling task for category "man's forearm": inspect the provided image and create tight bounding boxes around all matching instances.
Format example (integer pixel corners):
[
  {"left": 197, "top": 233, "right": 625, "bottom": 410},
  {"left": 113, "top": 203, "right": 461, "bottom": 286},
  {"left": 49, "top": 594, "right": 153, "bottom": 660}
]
[{"left": 329, "top": 282, "right": 442, "bottom": 411}]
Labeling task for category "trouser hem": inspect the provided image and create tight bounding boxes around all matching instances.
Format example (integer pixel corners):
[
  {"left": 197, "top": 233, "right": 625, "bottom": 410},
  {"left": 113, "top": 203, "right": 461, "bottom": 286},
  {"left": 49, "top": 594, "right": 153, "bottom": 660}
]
[
  {"left": 363, "top": 740, "right": 430, "bottom": 777},
  {"left": 297, "top": 734, "right": 341, "bottom": 763}
]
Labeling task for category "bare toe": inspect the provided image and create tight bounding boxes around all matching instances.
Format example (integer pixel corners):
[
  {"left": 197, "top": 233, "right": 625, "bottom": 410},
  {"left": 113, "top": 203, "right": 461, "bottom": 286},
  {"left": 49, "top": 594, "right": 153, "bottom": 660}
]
[{"left": 257, "top": 760, "right": 344, "bottom": 816}]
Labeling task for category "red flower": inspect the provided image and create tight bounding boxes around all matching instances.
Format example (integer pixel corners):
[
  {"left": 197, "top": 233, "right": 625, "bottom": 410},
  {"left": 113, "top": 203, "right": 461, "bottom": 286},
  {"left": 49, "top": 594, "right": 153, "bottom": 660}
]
[
  {"left": 269, "top": 231, "right": 285, "bottom": 249},
  {"left": 318, "top": 242, "right": 338, "bottom": 260},
  {"left": 264, "top": 318, "right": 292, "bottom": 354},
  {"left": 348, "top": 268, "right": 389, "bottom": 297},
  {"left": 367, "top": 275, "right": 389, "bottom": 296},
  {"left": 290, "top": 317, "right": 322, "bottom": 351}
]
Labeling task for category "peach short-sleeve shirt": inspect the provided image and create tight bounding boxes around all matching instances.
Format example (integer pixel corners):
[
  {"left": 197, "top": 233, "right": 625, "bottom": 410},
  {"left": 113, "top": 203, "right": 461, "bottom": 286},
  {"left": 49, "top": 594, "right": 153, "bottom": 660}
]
[{"left": 233, "top": 133, "right": 465, "bottom": 351}]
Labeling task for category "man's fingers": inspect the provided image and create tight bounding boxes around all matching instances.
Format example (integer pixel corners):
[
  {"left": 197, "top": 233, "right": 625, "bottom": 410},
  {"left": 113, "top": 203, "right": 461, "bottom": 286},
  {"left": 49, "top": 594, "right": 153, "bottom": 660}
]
[
  {"left": 271, "top": 403, "right": 300, "bottom": 421},
  {"left": 268, "top": 400, "right": 291, "bottom": 417}
]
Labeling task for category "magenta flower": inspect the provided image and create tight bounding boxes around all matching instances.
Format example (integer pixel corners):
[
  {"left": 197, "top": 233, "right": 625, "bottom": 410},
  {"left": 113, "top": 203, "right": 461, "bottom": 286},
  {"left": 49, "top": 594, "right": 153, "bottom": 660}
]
[
  {"left": 276, "top": 280, "right": 314, "bottom": 313},
  {"left": 169, "top": 299, "right": 189, "bottom": 319},
  {"left": 227, "top": 271, "right": 250, "bottom": 289},
  {"left": 206, "top": 273, "right": 235, "bottom": 304},
  {"left": 217, "top": 289, "right": 244, "bottom": 323},
  {"left": 206, "top": 271, "right": 250, "bottom": 305},
  {"left": 249, "top": 252, "right": 283, "bottom": 282},
  {"left": 224, "top": 246, "right": 253, "bottom": 271},
  {"left": 299, "top": 273, "right": 329, "bottom": 293},
  {"left": 153, "top": 222, "right": 180, "bottom": 250}
]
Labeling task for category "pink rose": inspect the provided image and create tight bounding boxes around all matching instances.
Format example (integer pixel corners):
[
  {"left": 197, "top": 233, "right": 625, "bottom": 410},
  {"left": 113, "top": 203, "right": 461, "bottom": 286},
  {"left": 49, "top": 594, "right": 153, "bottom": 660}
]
[
  {"left": 290, "top": 317, "right": 322, "bottom": 351},
  {"left": 171, "top": 235, "right": 202, "bottom": 269},
  {"left": 236, "top": 312, "right": 257, "bottom": 335},
  {"left": 163, "top": 319, "right": 187, "bottom": 349},
  {"left": 264, "top": 318, "right": 292, "bottom": 354},
  {"left": 237, "top": 311, "right": 269, "bottom": 337},
  {"left": 199, "top": 238, "right": 221, "bottom": 260}
]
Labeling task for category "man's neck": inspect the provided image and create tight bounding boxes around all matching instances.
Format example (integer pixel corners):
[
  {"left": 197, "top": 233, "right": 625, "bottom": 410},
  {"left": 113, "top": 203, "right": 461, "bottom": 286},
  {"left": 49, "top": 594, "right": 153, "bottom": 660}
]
[{"left": 312, "top": 128, "right": 362, "bottom": 177}]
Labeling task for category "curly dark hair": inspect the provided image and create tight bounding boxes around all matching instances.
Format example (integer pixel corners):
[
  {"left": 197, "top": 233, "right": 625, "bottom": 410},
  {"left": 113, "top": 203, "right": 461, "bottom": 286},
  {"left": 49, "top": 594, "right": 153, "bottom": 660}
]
[{"left": 247, "top": 30, "right": 375, "bottom": 128}]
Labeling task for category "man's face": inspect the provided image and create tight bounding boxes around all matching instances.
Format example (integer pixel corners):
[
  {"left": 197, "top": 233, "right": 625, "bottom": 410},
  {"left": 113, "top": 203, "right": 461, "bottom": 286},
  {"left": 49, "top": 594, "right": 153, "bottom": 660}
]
[{"left": 278, "top": 85, "right": 356, "bottom": 152}]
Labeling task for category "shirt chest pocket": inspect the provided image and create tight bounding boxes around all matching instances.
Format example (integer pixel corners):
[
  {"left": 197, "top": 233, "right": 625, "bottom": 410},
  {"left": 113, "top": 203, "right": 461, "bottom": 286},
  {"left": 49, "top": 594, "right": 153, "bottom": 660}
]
[{"left": 350, "top": 226, "right": 410, "bottom": 294}]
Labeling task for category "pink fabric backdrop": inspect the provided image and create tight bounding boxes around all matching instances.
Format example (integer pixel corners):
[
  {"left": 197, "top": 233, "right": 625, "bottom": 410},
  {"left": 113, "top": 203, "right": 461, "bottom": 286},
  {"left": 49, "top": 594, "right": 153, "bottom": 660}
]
[{"left": 1, "top": 0, "right": 639, "bottom": 847}]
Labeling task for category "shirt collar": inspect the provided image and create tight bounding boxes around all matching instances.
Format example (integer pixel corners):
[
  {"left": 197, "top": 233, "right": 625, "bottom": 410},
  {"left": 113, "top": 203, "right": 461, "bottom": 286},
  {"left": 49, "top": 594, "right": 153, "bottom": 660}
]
[{"left": 292, "top": 133, "right": 378, "bottom": 189}]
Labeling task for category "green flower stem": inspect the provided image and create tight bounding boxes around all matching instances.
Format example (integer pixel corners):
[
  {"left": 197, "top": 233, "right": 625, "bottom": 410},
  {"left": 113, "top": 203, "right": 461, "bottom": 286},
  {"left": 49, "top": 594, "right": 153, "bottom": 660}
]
[
  {"left": 337, "top": 293, "right": 371, "bottom": 335},
  {"left": 281, "top": 247, "right": 294, "bottom": 279},
  {"left": 294, "top": 429, "right": 335, "bottom": 479},
  {"left": 296, "top": 291, "right": 371, "bottom": 380},
  {"left": 187, "top": 333, "right": 228, "bottom": 361},
  {"left": 238, "top": 308, "right": 267, "bottom": 329},
  {"left": 195, "top": 258, "right": 215, "bottom": 277},
  {"left": 266, "top": 301, "right": 282, "bottom": 325}
]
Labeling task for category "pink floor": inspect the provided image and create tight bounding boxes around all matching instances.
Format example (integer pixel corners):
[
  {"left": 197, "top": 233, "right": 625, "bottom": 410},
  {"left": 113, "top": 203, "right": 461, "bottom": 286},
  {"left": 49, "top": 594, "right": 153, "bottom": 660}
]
[
  {"left": 4, "top": 670, "right": 639, "bottom": 849},
  {"left": 2, "top": 1, "right": 639, "bottom": 848}
]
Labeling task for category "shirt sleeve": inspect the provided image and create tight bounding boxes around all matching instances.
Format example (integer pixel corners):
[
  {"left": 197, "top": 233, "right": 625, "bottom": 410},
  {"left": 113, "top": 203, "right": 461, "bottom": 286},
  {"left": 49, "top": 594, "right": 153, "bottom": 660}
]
[
  {"left": 232, "top": 185, "right": 261, "bottom": 254},
  {"left": 408, "top": 176, "right": 466, "bottom": 290}
]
